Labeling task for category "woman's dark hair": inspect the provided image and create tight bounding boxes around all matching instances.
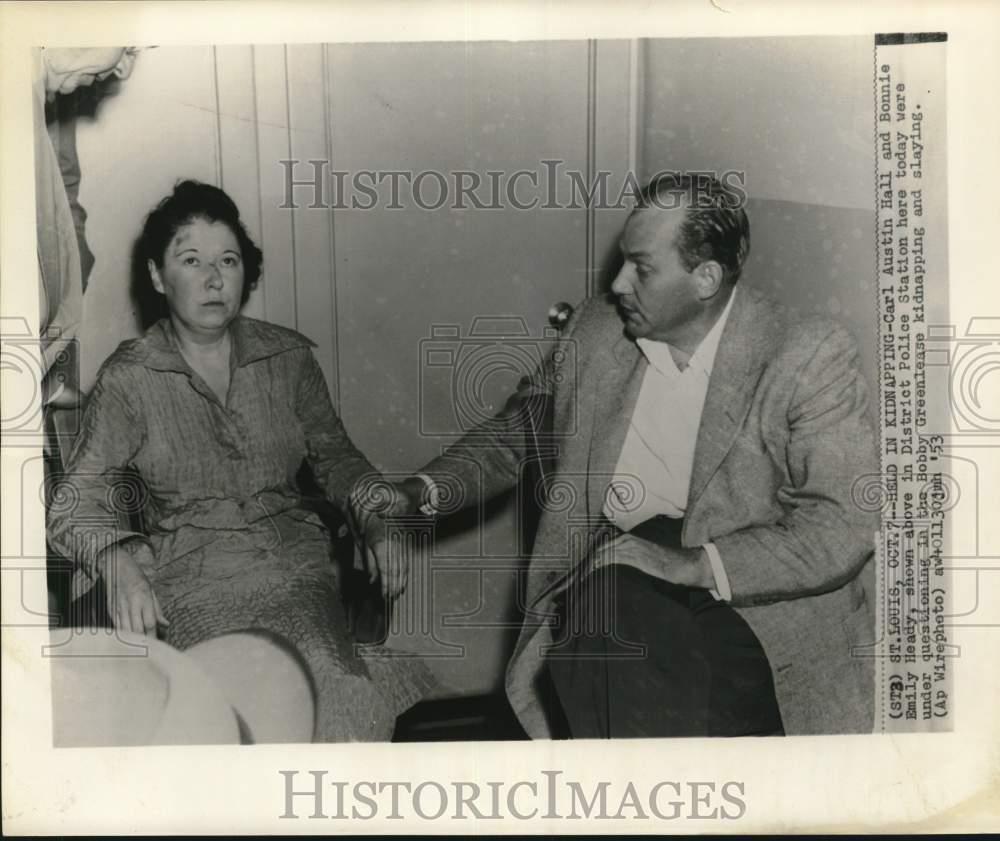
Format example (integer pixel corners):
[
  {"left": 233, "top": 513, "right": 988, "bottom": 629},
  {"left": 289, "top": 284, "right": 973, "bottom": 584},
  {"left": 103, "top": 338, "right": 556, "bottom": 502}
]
[{"left": 132, "top": 180, "right": 262, "bottom": 326}]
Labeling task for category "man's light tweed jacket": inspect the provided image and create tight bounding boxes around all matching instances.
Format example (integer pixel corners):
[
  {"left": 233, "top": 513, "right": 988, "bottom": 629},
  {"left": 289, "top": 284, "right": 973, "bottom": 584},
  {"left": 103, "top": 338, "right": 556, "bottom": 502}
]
[{"left": 423, "top": 285, "right": 879, "bottom": 737}]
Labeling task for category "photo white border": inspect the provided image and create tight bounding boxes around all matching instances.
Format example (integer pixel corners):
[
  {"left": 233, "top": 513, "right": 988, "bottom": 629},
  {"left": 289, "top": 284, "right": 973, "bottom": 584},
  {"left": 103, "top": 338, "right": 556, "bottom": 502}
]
[{"left": 2, "top": 0, "right": 998, "bottom": 833}]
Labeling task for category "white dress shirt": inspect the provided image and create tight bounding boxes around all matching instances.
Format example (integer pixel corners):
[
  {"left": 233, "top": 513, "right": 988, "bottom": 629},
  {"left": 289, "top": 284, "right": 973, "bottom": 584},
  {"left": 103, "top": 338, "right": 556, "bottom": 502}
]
[{"left": 602, "top": 289, "right": 737, "bottom": 600}]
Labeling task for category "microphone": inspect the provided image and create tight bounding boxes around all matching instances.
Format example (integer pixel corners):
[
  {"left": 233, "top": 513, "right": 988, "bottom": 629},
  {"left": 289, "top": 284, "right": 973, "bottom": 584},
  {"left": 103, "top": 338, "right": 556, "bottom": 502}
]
[{"left": 547, "top": 301, "right": 574, "bottom": 330}]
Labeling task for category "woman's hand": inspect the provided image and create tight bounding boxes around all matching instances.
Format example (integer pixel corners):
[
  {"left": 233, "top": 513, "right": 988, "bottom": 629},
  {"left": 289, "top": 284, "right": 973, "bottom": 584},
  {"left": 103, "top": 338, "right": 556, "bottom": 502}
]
[
  {"left": 347, "top": 478, "right": 421, "bottom": 601},
  {"left": 95, "top": 541, "right": 169, "bottom": 636}
]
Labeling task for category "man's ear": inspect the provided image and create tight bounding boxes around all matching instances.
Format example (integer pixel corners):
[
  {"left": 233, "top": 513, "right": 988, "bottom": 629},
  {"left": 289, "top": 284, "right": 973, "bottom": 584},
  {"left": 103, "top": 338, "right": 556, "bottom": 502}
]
[
  {"left": 694, "top": 261, "right": 724, "bottom": 300},
  {"left": 148, "top": 259, "right": 165, "bottom": 295}
]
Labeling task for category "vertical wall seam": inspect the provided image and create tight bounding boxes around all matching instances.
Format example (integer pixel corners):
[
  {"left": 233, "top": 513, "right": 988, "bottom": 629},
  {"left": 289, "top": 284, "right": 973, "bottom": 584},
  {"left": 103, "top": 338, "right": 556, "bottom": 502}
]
[
  {"left": 322, "top": 44, "right": 342, "bottom": 410},
  {"left": 212, "top": 46, "right": 223, "bottom": 187},
  {"left": 283, "top": 45, "right": 299, "bottom": 332},
  {"left": 627, "top": 38, "right": 641, "bottom": 182},
  {"left": 585, "top": 39, "right": 598, "bottom": 298},
  {"left": 250, "top": 46, "right": 267, "bottom": 319}
]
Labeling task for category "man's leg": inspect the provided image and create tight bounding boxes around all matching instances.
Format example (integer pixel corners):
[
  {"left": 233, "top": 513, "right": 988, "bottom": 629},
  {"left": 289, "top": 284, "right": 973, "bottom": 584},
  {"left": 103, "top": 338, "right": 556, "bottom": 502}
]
[
  {"left": 546, "top": 564, "right": 783, "bottom": 738},
  {"left": 546, "top": 564, "right": 712, "bottom": 738},
  {"left": 691, "top": 592, "right": 784, "bottom": 737}
]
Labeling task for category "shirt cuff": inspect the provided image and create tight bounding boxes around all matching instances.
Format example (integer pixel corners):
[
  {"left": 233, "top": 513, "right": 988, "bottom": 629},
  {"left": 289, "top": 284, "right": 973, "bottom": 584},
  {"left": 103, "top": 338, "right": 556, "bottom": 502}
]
[
  {"left": 80, "top": 530, "right": 151, "bottom": 578},
  {"left": 703, "top": 541, "right": 732, "bottom": 602},
  {"left": 412, "top": 472, "right": 440, "bottom": 516}
]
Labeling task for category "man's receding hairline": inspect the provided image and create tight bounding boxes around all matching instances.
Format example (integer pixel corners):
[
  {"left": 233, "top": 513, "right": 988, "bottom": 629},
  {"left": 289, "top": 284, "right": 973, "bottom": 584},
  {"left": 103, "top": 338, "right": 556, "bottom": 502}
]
[
  {"left": 628, "top": 199, "right": 688, "bottom": 253},
  {"left": 632, "top": 187, "right": 692, "bottom": 213}
]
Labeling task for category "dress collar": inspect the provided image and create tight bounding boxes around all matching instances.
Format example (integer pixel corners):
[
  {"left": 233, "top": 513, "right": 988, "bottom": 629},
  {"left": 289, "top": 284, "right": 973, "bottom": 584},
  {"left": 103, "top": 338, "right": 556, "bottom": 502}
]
[{"left": 124, "top": 316, "right": 315, "bottom": 373}]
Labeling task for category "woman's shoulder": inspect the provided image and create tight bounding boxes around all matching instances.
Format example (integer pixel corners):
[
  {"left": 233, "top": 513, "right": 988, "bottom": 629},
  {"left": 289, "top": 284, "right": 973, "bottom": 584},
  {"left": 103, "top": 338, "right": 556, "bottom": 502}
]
[
  {"left": 97, "top": 320, "right": 178, "bottom": 377},
  {"left": 95, "top": 332, "right": 159, "bottom": 380},
  {"left": 230, "top": 316, "right": 317, "bottom": 366},
  {"left": 81, "top": 338, "right": 155, "bottom": 409}
]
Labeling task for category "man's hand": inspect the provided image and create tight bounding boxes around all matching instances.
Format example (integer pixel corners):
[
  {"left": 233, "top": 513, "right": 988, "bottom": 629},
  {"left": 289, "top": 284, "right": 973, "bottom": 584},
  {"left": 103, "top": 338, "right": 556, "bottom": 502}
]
[
  {"left": 593, "top": 533, "right": 716, "bottom": 590},
  {"left": 95, "top": 541, "right": 168, "bottom": 636},
  {"left": 347, "top": 477, "right": 424, "bottom": 600}
]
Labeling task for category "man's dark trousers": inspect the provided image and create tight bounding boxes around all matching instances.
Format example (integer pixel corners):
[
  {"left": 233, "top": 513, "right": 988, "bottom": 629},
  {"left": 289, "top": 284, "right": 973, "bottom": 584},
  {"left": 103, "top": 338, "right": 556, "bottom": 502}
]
[{"left": 545, "top": 531, "right": 785, "bottom": 738}]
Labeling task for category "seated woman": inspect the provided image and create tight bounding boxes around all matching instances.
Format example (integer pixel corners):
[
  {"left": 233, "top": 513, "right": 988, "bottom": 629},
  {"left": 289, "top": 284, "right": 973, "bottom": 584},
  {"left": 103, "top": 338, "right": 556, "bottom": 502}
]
[{"left": 47, "top": 180, "right": 436, "bottom": 742}]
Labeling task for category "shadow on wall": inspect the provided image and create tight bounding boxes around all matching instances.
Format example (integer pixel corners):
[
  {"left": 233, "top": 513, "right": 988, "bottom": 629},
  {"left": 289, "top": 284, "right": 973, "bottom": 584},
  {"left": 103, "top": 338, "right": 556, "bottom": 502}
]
[{"left": 131, "top": 235, "right": 169, "bottom": 329}]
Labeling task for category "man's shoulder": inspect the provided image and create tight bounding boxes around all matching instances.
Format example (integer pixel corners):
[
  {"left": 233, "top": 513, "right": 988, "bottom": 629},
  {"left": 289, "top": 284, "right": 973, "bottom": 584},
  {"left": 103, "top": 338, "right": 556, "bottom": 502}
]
[
  {"left": 565, "top": 295, "right": 626, "bottom": 340},
  {"left": 736, "top": 285, "right": 859, "bottom": 362}
]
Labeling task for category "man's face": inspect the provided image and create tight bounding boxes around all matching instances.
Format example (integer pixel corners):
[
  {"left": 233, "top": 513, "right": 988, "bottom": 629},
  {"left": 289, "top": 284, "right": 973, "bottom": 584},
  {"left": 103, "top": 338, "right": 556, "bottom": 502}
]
[
  {"left": 42, "top": 48, "right": 136, "bottom": 96},
  {"left": 610, "top": 206, "right": 701, "bottom": 342}
]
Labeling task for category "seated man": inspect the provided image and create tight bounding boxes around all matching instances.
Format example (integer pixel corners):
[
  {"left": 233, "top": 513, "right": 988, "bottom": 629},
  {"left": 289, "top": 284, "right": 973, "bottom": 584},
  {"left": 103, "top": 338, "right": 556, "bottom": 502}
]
[{"left": 377, "top": 173, "right": 878, "bottom": 738}]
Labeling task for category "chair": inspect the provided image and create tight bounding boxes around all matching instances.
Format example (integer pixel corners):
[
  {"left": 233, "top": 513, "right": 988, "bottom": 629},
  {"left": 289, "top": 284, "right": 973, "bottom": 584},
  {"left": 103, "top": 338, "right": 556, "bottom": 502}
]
[{"left": 390, "top": 302, "right": 574, "bottom": 741}]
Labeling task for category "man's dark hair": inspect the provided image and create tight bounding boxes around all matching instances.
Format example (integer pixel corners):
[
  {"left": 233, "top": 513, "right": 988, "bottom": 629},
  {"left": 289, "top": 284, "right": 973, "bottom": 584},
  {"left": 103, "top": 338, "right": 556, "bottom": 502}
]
[
  {"left": 137, "top": 179, "right": 263, "bottom": 307},
  {"left": 636, "top": 173, "right": 751, "bottom": 284}
]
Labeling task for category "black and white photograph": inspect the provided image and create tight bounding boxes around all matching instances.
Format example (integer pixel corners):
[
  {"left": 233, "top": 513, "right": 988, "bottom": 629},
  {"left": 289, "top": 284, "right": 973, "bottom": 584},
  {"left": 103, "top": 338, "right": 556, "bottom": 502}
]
[{"left": 1, "top": 0, "right": 997, "bottom": 834}]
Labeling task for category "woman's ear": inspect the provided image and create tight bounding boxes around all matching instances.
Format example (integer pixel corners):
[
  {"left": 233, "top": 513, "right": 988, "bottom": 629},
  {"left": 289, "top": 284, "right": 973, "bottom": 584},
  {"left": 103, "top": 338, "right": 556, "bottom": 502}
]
[{"left": 148, "top": 259, "right": 165, "bottom": 294}]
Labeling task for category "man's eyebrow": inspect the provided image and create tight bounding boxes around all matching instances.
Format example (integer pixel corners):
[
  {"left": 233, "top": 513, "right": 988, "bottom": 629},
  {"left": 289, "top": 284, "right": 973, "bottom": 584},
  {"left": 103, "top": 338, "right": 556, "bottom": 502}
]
[{"left": 621, "top": 245, "right": 653, "bottom": 261}]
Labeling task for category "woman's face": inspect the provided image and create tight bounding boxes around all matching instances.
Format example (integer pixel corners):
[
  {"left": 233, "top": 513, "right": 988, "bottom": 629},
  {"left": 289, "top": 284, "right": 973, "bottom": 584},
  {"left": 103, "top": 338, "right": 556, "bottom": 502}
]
[{"left": 149, "top": 218, "right": 245, "bottom": 335}]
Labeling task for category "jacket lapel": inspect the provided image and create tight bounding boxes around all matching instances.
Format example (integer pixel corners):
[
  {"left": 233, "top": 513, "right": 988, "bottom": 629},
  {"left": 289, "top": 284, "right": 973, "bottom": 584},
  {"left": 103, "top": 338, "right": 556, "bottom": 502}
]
[
  {"left": 585, "top": 333, "right": 647, "bottom": 518},
  {"left": 686, "top": 286, "right": 776, "bottom": 511}
]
